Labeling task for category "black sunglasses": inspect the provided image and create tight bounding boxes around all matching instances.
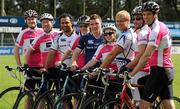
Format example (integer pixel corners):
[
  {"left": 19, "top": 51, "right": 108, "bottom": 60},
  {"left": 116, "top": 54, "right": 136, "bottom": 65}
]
[
  {"left": 133, "top": 17, "right": 143, "bottom": 21},
  {"left": 104, "top": 32, "right": 114, "bottom": 36}
]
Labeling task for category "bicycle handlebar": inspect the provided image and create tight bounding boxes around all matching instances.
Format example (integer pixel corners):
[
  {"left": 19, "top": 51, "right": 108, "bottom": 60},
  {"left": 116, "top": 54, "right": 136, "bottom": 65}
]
[
  {"left": 5, "top": 65, "right": 43, "bottom": 80},
  {"left": 100, "top": 69, "right": 135, "bottom": 90}
]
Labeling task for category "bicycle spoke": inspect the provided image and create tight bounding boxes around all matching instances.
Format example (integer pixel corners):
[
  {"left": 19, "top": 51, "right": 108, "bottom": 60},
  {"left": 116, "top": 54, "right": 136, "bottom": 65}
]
[{"left": 0, "top": 87, "right": 20, "bottom": 109}]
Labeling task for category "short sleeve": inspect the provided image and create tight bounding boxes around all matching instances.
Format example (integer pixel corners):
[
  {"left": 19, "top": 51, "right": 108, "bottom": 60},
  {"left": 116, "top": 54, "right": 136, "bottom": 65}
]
[{"left": 50, "top": 34, "right": 60, "bottom": 50}]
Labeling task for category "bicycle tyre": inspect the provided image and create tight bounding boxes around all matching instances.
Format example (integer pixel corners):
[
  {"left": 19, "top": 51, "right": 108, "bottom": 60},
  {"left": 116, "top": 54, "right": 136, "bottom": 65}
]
[
  {"left": 153, "top": 96, "right": 180, "bottom": 109},
  {"left": 32, "top": 90, "right": 57, "bottom": 109},
  {"left": 173, "top": 96, "right": 180, "bottom": 108},
  {"left": 14, "top": 89, "right": 38, "bottom": 109},
  {"left": 99, "top": 99, "right": 120, "bottom": 109},
  {"left": 0, "top": 86, "right": 20, "bottom": 109},
  {"left": 81, "top": 96, "right": 102, "bottom": 109},
  {"left": 53, "top": 92, "right": 80, "bottom": 109}
]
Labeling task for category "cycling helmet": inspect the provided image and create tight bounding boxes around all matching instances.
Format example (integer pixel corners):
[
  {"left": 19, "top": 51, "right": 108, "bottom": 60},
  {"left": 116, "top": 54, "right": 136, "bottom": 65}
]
[
  {"left": 40, "top": 13, "right": 54, "bottom": 22},
  {"left": 24, "top": 9, "right": 38, "bottom": 18},
  {"left": 142, "top": 1, "right": 160, "bottom": 13},
  {"left": 77, "top": 15, "right": 90, "bottom": 25},
  {"left": 102, "top": 23, "right": 117, "bottom": 32},
  {"left": 132, "top": 6, "right": 142, "bottom": 15}
]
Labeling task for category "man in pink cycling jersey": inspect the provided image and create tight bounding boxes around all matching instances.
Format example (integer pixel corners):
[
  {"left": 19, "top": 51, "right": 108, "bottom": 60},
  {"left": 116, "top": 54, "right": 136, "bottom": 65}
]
[
  {"left": 25, "top": 13, "right": 61, "bottom": 90},
  {"left": 25, "top": 13, "right": 60, "bottom": 68},
  {"left": 14, "top": 9, "right": 43, "bottom": 68},
  {"left": 14, "top": 9, "right": 43, "bottom": 109},
  {"left": 129, "top": 1, "right": 175, "bottom": 109}
]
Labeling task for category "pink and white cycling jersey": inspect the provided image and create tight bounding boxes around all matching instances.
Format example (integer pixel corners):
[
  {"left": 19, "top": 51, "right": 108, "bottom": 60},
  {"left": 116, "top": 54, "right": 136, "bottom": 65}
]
[
  {"left": 134, "top": 25, "right": 150, "bottom": 72},
  {"left": 31, "top": 30, "right": 60, "bottom": 68},
  {"left": 148, "top": 19, "right": 173, "bottom": 67},
  {"left": 15, "top": 27, "right": 43, "bottom": 67},
  {"left": 93, "top": 43, "right": 118, "bottom": 71},
  {"left": 51, "top": 31, "right": 80, "bottom": 67}
]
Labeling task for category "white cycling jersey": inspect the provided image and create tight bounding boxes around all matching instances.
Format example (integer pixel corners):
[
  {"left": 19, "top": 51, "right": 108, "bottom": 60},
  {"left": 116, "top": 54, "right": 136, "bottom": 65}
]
[{"left": 51, "top": 31, "right": 80, "bottom": 67}]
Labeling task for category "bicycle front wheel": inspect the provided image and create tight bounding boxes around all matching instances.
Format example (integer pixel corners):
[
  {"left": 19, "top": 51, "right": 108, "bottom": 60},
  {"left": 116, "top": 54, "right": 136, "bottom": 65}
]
[
  {"left": 14, "top": 89, "right": 38, "bottom": 109},
  {"left": 0, "top": 86, "right": 20, "bottom": 109},
  {"left": 173, "top": 96, "right": 180, "bottom": 108}
]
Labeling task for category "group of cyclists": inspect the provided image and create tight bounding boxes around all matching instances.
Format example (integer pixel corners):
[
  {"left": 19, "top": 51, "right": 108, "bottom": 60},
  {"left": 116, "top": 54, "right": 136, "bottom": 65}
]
[{"left": 13, "top": 1, "right": 176, "bottom": 109}]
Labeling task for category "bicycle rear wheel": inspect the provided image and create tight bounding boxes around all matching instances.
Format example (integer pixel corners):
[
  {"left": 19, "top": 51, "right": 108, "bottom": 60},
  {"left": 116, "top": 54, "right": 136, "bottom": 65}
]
[
  {"left": 0, "top": 86, "right": 20, "bottom": 109},
  {"left": 32, "top": 90, "right": 57, "bottom": 109},
  {"left": 81, "top": 96, "right": 102, "bottom": 109},
  {"left": 54, "top": 92, "right": 80, "bottom": 109},
  {"left": 154, "top": 96, "right": 180, "bottom": 109},
  {"left": 99, "top": 99, "right": 120, "bottom": 109}
]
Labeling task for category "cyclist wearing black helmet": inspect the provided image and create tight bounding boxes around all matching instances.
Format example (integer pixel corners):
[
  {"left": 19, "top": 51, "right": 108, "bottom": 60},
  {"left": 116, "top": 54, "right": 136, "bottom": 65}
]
[
  {"left": 122, "top": 5, "right": 151, "bottom": 107},
  {"left": 14, "top": 9, "right": 43, "bottom": 109},
  {"left": 130, "top": 1, "right": 175, "bottom": 109}
]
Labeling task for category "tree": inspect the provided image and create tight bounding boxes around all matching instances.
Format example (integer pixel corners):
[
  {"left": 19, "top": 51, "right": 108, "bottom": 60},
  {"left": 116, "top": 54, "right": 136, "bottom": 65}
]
[{"left": 1, "top": 0, "right": 179, "bottom": 21}]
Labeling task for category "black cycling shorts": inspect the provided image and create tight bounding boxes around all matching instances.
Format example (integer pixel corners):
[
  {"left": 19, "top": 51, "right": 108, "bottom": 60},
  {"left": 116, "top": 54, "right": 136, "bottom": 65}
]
[
  {"left": 141, "top": 66, "right": 175, "bottom": 103},
  {"left": 25, "top": 67, "right": 42, "bottom": 90}
]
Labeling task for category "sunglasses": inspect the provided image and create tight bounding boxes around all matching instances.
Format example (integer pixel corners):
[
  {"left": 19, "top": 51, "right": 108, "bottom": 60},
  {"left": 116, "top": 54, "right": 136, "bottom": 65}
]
[
  {"left": 104, "top": 32, "right": 114, "bottom": 36},
  {"left": 133, "top": 17, "right": 143, "bottom": 21}
]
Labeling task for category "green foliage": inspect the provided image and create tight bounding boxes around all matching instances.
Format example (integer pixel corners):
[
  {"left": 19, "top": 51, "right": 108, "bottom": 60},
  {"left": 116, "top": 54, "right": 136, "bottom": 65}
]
[{"left": 1, "top": 0, "right": 179, "bottom": 21}]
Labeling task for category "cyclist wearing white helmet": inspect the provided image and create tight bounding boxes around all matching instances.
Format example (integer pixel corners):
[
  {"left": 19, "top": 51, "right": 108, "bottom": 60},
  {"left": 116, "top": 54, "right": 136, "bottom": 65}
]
[
  {"left": 14, "top": 9, "right": 43, "bottom": 109},
  {"left": 77, "top": 15, "right": 90, "bottom": 36},
  {"left": 129, "top": 1, "right": 175, "bottom": 109},
  {"left": 73, "top": 15, "right": 91, "bottom": 69}
]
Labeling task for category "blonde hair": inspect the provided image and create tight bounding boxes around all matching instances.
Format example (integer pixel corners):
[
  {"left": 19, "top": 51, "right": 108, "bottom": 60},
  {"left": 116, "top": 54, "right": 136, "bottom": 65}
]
[{"left": 115, "top": 10, "right": 131, "bottom": 21}]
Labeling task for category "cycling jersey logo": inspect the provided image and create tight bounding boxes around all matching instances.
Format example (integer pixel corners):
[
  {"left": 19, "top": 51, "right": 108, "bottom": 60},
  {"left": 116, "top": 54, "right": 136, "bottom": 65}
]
[
  {"left": 88, "top": 40, "right": 94, "bottom": 44},
  {"left": 61, "top": 38, "right": 66, "bottom": 42},
  {"left": 46, "top": 42, "right": 52, "bottom": 48}
]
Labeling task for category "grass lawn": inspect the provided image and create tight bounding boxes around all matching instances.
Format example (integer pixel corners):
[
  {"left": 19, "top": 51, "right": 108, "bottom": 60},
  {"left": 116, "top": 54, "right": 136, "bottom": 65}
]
[{"left": 0, "top": 55, "right": 180, "bottom": 108}]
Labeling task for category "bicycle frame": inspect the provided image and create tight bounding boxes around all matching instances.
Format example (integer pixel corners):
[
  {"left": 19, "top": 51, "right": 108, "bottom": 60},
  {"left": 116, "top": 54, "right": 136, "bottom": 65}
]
[{"left": 119, "top": 83, "right": 135, "bottom": 109}]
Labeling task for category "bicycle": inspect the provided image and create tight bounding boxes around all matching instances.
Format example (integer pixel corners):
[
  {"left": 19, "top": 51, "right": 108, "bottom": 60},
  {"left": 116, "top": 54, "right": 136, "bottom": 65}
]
[
  {"left": 54, "top": 69, "right": 111, "bottom": 109},
  {"left": 80, "top": 68, "right": 122, "bottom": 109},
  {"left": 32, "top": 63, "right": 74, "bottom": 109},
  {"left": 0, "top": 65, "right": 42, "bottom": 109},
  {"left": 32, "top": 67, "right": 113, "bottom": 109},
  {"left": 99, "top": 71, "right": 180, "bottom": 109}
]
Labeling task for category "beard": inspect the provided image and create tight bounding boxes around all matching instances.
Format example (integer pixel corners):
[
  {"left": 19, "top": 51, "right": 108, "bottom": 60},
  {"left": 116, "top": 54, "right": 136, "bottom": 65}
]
[{"left": 63, "top": 26, "right": 71, "bottom": 32}]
